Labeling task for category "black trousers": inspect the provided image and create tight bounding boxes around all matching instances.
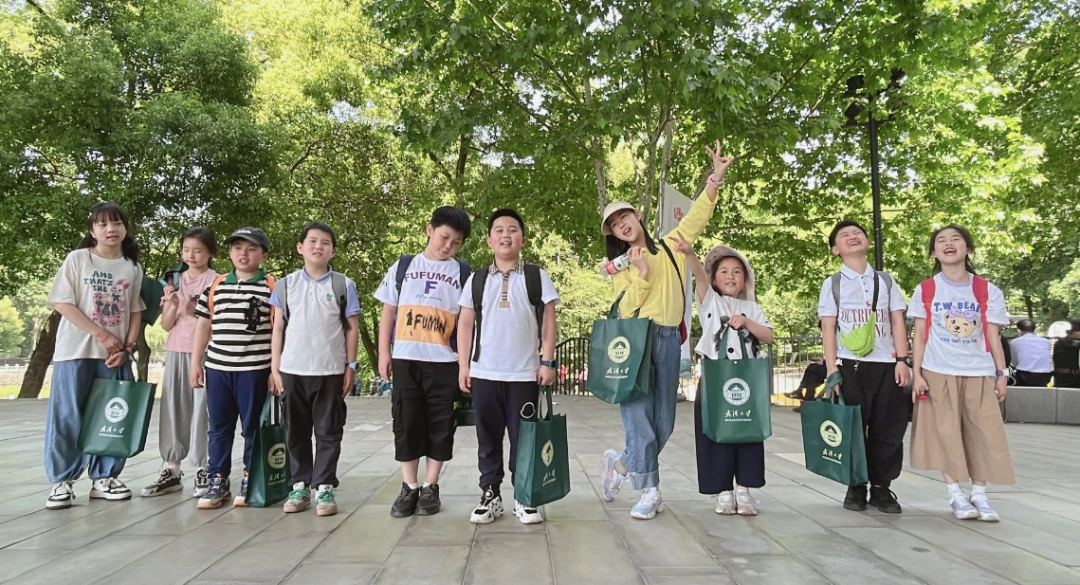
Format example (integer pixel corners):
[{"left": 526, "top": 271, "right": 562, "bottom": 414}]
[
  {"left": 391, "top": 359, "right": 460, "bottom": 462},
  {"left": 281, "top": 373, "right": 347, "bottom": 487},
  {"left": 838, "top": 360, "right": 908, "bottom": 488},
  {"left": 471, "top": 378, "right": 539, "bottom": 491},
  {"left": 694, "top": 397, "right": 765, "bottom": 494},
  {"left": 1014, "top": 370, "right": 1052, "bottom": 388}
]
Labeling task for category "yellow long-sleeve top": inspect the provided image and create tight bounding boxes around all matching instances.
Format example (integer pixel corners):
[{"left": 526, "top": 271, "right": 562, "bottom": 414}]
[{"left": 612, "top": 191, "right": 718, "bottom": 325}]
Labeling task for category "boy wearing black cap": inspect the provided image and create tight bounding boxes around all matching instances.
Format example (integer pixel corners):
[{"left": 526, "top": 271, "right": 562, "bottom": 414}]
[{"left": 192, "top": 227, "right": 277, "bottom": 509}]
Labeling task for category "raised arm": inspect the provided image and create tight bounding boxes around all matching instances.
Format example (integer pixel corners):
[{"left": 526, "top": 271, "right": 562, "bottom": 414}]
[
  {"left": 664, "top": 141, "right": 734, "bottom": 245},
  {"left": 673, "top": 233, "right": 710, "bottom": 304}
]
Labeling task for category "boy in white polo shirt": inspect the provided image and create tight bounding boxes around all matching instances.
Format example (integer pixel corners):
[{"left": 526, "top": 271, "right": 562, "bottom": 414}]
[
  {"left": 269, "top": 223, "right": 361, "bottom": 517},
  {"left": 457, "top": 209, "right": 559, "bottom": 525},
  {"left": 817, "top": 221, "right": 911, "bottom": 515}
]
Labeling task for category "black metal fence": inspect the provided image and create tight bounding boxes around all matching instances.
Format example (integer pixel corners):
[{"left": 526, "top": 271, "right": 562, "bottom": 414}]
[{"left": 553, "top": 337, "right": 591, "bottom": 395}]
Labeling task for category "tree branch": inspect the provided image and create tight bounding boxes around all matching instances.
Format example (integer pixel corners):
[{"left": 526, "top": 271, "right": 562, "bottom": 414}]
[{"left": 427, "top": 151, "right": 455, "bottom": 183}]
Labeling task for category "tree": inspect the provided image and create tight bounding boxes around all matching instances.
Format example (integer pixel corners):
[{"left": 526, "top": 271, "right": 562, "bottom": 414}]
[
  {"left": 11, "top": 279, "right": 50, "bottom": 356},
  {"left": 0, "top": 297, "right": 24, "bottom": 356}
]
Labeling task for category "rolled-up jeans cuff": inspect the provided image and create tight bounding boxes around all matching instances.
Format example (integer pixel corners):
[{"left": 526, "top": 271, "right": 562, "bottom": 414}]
[{"left": 627, "top": 469, "right": 659, "bottom": 491}]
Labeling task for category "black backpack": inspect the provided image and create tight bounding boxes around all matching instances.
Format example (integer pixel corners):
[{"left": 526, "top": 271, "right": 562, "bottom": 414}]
[{"left": 470, "top": 263, "right": 545, "bottom": 362}]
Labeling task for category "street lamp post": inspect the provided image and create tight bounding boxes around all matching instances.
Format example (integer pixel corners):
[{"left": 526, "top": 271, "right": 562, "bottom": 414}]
[{"left": 844, "top": 70, "right": 905, "bottom": 271}]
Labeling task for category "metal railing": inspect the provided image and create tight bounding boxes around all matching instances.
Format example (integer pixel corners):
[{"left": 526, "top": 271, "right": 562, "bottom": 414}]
[{"left": 553, "top": 337, "right": 590, "bottom": 395}]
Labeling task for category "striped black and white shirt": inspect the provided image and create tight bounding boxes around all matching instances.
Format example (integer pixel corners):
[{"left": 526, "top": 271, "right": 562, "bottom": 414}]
[{"left": 194, "top": 270, "right": 275, "bottom": 371}]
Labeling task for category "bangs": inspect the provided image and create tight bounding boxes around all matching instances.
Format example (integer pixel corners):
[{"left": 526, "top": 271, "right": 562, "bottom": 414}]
[{"left": 87, "top": 202, "right": 129, "bottom": 226}]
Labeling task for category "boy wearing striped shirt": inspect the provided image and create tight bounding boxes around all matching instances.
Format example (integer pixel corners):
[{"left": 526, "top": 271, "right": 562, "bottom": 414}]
[{"left": 191, "top": 227, "right": 276, "bottom": 509}]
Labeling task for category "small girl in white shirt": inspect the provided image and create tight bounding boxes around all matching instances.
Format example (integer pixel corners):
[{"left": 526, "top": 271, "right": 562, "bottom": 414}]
[{"left": 677, "top": 238, "right": 773, "bottom": 515}]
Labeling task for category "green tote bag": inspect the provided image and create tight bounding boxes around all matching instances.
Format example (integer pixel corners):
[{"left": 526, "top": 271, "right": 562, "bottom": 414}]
[
  {"left": 700, "top": 329, "right": 772, "bottom": 444},
  {"left": 78, "top": 368, "right": 156, "bottom": 458},
  {"left": 586, "top": 293, "right": 654, "bottom": 404},
  {"left": 514, "top": 385, "right": 571, "bottom": 507},
  {"left": 799, "top": 389, "right": 869, "bottom": 486},
  {"left": 246, "top": 397, "right": 291, "bottom": 508}
]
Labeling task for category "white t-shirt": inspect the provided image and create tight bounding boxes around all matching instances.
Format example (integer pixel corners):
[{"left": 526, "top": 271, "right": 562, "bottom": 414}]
[
  {"left": 270, "top": 269, "right": 362, "bottom": 376},
  {"left": 1010, "top": 334, "right": 1052, "bottom": 373},
  {"left": 694, "top": 290, "right": 772, "bottom": 361},
  {"left": 373, "top": 255, "right": 466, "bottom": 363},
  {"left": 458, "top": 264, "right": 560, "bottom": 382},
  {"left": 817, "top": 264, "right": 907, "bottom": 363},
  {"left": 907, "top": 273, "right": 1009, "bottom": 377},
  {"left": 47, "top": 249, "right": 146, "bottom": 362}
]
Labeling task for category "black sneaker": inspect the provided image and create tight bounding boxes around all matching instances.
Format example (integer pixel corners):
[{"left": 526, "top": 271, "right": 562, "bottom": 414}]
[
  {"left": 416, "top": 484, "right": 441, "bottom": 516},
  {"left": 141, "top": 469, "right": 183, "bottom": 498},
  {"left": 469, "top": 488, "right": 504, "bottom": 524},
  {"left": 193, "top": 468, "right": 210, "bottom": 498},
  {"left": 197, "top": 474, "right": 231, "bottom": 509},
  {"left": 869, "top": 486, "right": 902, "bottom": 514},
  {"left": 843, "top": 485, "right": 868, "bottom": 511},
  {"left": 390, "top": 483, "right": 420, "bottom": 518}
]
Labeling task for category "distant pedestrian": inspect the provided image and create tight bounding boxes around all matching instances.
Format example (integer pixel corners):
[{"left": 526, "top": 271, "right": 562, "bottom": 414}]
[{"left": 1010, "top": 319, "right": 1052, "bottom": 387}]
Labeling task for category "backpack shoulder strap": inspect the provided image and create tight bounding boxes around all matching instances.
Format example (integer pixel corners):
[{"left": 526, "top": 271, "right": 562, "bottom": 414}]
[
  {"left": 973, "top": 275, "right": 991, "bottom": 352},
  {"left": 830, "top": 272, "right": 842, "bottom": 318},
  {"left": 394, "top": 255, "right": 414, "bottom": 294},
  {"left": 457, "top": 260, "right": 471, "bottom": 288},
  {"left": 920, "top": 277, "right": 936, "bottom": 344},
  {"left": 877, "top": 271, "right": 894, "bottom": 307},
  {"left": 524, "top": 263, "right": 545, "bottom": 346},
  {"left": 265, "top": 274, "right": 277, "bottom": 323},
  {"left": 278, "top": 274, "right": 290, "bottom": 325},
  {"left": 331, "top": 271, "right": 348, "bottom": 326},
  {"left": 470, "top": 267, "right": 490, "bottom": 363},
  {"left": 206, "top": 273, "right": 230, "bottom": 314}
]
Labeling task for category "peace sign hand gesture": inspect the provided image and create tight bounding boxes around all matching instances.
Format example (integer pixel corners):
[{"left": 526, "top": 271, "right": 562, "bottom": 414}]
[
  {"left": 705, "top": 140, "right": 735, "bottom": 181},
  {"left": 674, "top": 234, "right": 695, "bottom": 258}
]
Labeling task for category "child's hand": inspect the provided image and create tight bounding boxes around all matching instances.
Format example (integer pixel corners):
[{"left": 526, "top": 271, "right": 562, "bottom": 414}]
[
  {"left": 343, "top": 369, "right": 355, "bottom": 397},
  {"left": 378, "top": 353, "right": 392, "bottom": 380},
  {"left": 459, "top": 366, "right": 472, "bottom": 394},
  {"left": 191, "top": 363, "right": 205, "bottom": 389},
  {"left": 161, "top": 285, "right": 179, "bottom": 307},
  {"left": 994, "top": 375, "right": 1007, "bottom": 402},
  {"left": 95, "top": 330, "right": 124, "bottom": 354},
  {"left": 104, "top": 351, "right": 127, "bottom": 369},
  {"left": 674, "top": 234, "right": 694, "bottom": 257},
  {"left": 705, "top": 140, "right": 735, "bottom": 181},
  {"left": 269, "top": 371, "right": 284, "bottom": 396},
  {"left": 628, "top": 247, "right": 649, "bottom": 279},
  {"left": 538, "top": 364, "right": 555, "bottom": 386},
  {"left": 912, "top": 375, "right": 928, "bottom": 404},
  {"left": 728, "top": 315, "right": 748, "bottom": 330}
]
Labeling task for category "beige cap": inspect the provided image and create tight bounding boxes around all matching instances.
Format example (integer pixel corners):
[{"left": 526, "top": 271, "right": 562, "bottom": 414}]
[{"left": 600, "top": 201, "right": 638, "bottom": 236}]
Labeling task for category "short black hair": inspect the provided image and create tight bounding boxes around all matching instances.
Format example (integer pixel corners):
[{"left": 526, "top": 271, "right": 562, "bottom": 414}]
[
  {"left": 488, "top": 209, "right": 525, "bottom": 235},
  {"left": 829, "top": 220, "right": 868, "bottom": 248},
  {"left": 430, "top": 206, "right": 472, "bottom": 240},
  {"left": 1016, "top": 319, "right": 1035, "bottom": 334},
  {"left": 299, "top": 222, "right": 337, "bottom": 248}
]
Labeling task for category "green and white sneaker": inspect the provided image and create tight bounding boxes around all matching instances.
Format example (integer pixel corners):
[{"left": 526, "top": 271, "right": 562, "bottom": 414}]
[
  {"left": 316, "top": 485, "right": 337, "bottom": 517},
  {"left": 283, "top": 482, "right": 310, "bottom": 513}
]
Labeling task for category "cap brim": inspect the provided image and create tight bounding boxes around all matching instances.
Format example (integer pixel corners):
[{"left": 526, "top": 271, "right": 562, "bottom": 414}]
[
  {"left": 601, "top": 203, "right": 637, "bottom": 235},
  {"left": 224, "top": 235, "right": 268, "bottom": 250}
]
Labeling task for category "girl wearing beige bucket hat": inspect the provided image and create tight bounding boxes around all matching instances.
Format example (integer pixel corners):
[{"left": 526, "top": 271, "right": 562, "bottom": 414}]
[{"left": 599, "top": 141, "right": 734, "bottom": 520}]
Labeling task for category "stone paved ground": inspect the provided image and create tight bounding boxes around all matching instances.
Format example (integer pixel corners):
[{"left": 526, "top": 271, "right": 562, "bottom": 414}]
[{"left": 0, "top": 396, "right": 1078, "bottom": 585}]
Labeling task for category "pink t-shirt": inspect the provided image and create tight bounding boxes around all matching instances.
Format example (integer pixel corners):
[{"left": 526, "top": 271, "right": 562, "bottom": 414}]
[{"left": 163, "top": 269, "right": 219, "bottom": 353}]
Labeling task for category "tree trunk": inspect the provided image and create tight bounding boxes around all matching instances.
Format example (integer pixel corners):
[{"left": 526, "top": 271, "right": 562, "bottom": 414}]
[
  {"left": 584, "top": 80, "right": 609, "bottom": 211},
  {"left": 136, "top": 323, "right": 150, "bottom": 383},
  {"left": 19, "top": 311, "right": 60, "bottom": 399},
  {"left": 1023, "top": 294, "right": 1034, "bottom": 320},
  {"left": 358, "top": 307, "right": 379, "bottom": 377}
]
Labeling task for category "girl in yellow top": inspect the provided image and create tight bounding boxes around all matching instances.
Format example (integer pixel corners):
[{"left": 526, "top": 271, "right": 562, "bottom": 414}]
[{"left": 599, "top": 141, "right": 734, "bottom": 519}]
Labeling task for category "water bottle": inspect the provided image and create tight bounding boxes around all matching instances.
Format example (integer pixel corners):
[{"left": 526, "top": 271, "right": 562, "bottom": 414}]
[{"left": 601, "top": 254, "right": 631, "bottom": 277}]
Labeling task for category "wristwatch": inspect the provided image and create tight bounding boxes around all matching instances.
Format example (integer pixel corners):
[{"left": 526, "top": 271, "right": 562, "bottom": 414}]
[
  {"left": 540, "top": 358, "right": 557, "bottom": 369},
  {"left": 896, "top": 356, "right": 912, "bottom": 367},
  {"left": 995, "top": 369, "right": 1005, "bottom": 379},
  {"left": 347, "top": 361, "right": 359, "bottom": 372}
]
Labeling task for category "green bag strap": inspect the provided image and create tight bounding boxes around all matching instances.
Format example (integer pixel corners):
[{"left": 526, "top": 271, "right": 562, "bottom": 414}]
[
  {"left": 521, "top": 385, "right": 555, "bottom": 421},
  {"left": 260, "top": 395, "right": 280, "bottom": 426},
  {"left": 608, "top": 292, "right": 642, "bottom": 319},
  {"left": 719, "top": 326, "right": 748, "bottom": 361},
  {"left": 822, "top": 371, "right": 846, "bottom": 404}
]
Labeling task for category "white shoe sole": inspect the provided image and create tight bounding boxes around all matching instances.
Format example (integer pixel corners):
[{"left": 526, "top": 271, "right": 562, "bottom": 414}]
[
  {"left": 977, "top": 513, "right": 1000, "bottom": 522},
  {"left": 953, "top": 509, "right": 979, "bottom": 520},
  {"left": 90, "top": 490, "right": 132, "bottom": 501},
  {"left": 516, "top": 513, "right": 544, "bottom": 525},
  {"left": 283, "top": 502, "right": 310, "bottom": 513},
  {"left": 470, "top": 505, "right": 504, "bottom": 524},
  {"left": 316, "top": 506, "right": 337, "bottom": 517},
  {"left": 631, "top": 503, "right": 665, "bottom": 520},
  {"left": 141, "top": 484, "right": 183, "bottom": 498},
  {"left": 197, "top": 493, "right": 231, "bottom": 510},
  {"left": 46, "top": 499, "right": 72, "bottom": 510}
]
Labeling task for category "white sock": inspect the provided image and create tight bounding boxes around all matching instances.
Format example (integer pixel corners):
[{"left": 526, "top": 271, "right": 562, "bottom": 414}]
[
  {"left": 946, "top": 483, "right": 962, "bottom": 498},
  {"left": 422, "top": 482, "right": 431, "bottom": 488},
  {"left": 407, "top": 482, "right": 418, "bottom": 489},
  {"left": 971, "top": 485, "right": 987, "bottom": 499}
]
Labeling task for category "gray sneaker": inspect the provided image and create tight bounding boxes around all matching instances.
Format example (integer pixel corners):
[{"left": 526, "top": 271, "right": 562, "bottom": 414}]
[
  {"left": 193, "top": 468, "right": 210, "bottom": 498},
  {"left": 141, "top": 469, "right": 183, "bottom": 497},
  {"left": 315, "top": 485, "right": 337, "bottom": 517},
  {"left": 283, "top": 482, "right": 310, "bottom": 513}
]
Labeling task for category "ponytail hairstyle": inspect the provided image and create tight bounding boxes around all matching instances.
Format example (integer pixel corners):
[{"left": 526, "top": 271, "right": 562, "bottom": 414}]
[
  {"left": 605, "top": 218, "right": 659, "bottom": 260},
  {"left": 77, "top": 201, "right": 139, "bottom": 265},
  {"left": 180, "top": 226, "right": 218, "bottom": 270},
  {"left": 929, "top": 223, "right": 976, "bottom": 275}
]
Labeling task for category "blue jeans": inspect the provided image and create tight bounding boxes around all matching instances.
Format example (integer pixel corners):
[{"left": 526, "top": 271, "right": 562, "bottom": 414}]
[
  {"left": 619, "top": 325, "right": 681, "bottom": 490},
  {"left": 45, "top": 359, "right": 134, "bottom": 483}
]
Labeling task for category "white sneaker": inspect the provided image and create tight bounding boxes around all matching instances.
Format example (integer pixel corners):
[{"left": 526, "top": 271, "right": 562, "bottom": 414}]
[
  {"left": 970, "top": 496, "right": 1000, "bottom": 522},
  {"left": 46, "top": 481, "right": 75, "bottom": 510},
  {"left": 716, "top": 491, "right": 737, "bottom": 515},
  {"left": 630, "top": 488, "right": 664, "bottom": 520},
  {"left": 90, "top": 478, "right": 132, "bottom": 501},
  {"left": 514, "top": 501, "right": 544, "bottom": 524},
  {"left": 949, "top": 493, "right": 979, "bottom": 520},
  {"left": 469, "top": 488, "right": 503, "bottom": 524},
  {"left": 193, "top": 468, "right": 210, "bottom": 498},
  {"left": 735, "top": 487, "right": 758, "bottom": 516}
]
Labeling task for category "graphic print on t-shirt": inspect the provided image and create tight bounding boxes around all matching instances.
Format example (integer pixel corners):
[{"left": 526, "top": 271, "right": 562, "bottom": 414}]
[
  {"left": 86, "top": 271, "right": 130, "bottom": 327},
  {"left": 932, "top": 300, "right": 982, "bottom": 345},
  {"left": 396, "top": 268, "right": 462, "bottom": 347},
  {"left": 837, "top": 306, "right": 890, "bottom": 338}
]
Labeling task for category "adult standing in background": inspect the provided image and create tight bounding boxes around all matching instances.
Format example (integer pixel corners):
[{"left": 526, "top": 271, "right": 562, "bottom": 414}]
[
  {"left": 1053, "top": 321, "right": 1080, "bottom": 388},
  {"left": 1009, "top": 319, "right": 1052, "bottom": 387}
]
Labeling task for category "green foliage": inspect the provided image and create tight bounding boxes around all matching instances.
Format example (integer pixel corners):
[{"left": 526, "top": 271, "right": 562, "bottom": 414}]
[
  {"left": 0, "top": 297, "right": 24, "bottom": 356},
  {"left": 11, "top": 279, "right": 49, "bottom": 357}
]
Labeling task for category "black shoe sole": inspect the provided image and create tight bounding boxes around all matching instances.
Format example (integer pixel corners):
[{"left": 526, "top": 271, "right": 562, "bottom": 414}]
[
  {"left": 415, "top": 505, "right": 441, "bottom": 516},
  {"left": 390, "top": 507, "right": 417, "bottom": 518},
  {"left": 843, "top": 501, "right": 868, "bottom": 512},
  {"left": 871, "top": 502, "right": 902, "bottom": 514}
]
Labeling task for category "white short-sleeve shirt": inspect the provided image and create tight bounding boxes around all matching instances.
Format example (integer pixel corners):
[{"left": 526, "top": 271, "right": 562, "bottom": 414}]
[
  {"left": 908, "top": 273, "right": 1009, "bottom": 376},
  {"left": 459, "top": 263, "right": 560, "bottom": 382},
  {"left": 817, "top": 263, "right": 907, "bottom": 363},
  {"left": 373, "top": 255, "right": 467, "bottom": 363},
  {"left": 694, "top": 290, "right": 772, "bottom": 361}
]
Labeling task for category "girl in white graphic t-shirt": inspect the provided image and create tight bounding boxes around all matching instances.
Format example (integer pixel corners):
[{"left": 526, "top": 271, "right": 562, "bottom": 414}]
[{"left": 908, "top": 225, "right": 1014, "bottom": 522}]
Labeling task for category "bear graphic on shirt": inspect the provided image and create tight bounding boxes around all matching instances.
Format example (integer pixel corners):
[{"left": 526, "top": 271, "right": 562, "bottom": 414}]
[
  {"left": 944, "top": 306, "right": 978, "bottom": 339},
  {"left": 92, "top": 279, "right": 129, "bottom": 327}
]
